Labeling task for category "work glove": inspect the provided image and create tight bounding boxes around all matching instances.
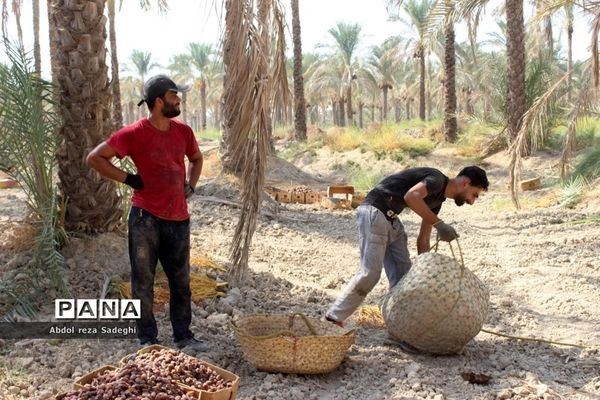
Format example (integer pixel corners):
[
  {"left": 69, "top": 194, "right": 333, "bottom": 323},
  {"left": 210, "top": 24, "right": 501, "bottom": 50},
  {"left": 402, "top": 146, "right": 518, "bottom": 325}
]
[
  {"left": 184, "top": 182, "right": 195, "bottom": 199},
  {"left": 433, "top": 220, "right": 459, "bottom": 242},
  {"left": 123, "top": 173, "right": 144, "bottom": 190}
]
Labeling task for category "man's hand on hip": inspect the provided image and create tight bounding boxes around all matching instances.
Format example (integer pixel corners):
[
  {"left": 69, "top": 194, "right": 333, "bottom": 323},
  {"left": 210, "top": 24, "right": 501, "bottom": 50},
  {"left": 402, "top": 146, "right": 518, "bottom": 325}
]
[
  {"left": 433, "top": 221, "right": 459, "bottom": 242},
  {"left": 184, "top": 182, "right": 195, "bottom": 198},
  {"left": 123, "top": 173, "right": 144, "bottom": 190}
]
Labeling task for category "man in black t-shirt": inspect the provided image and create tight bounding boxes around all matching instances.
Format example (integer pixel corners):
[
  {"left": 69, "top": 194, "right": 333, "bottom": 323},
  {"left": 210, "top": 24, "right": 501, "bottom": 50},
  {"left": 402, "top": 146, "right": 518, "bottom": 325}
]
[{"left": 323, "top": 166, "right": 489, "bottom": 326}]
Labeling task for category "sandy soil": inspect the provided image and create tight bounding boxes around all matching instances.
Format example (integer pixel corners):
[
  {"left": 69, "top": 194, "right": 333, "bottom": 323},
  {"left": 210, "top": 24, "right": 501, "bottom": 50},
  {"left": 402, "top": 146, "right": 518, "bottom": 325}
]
[{"left": 0, "top": 144, "right": 599, "bottom": 400}]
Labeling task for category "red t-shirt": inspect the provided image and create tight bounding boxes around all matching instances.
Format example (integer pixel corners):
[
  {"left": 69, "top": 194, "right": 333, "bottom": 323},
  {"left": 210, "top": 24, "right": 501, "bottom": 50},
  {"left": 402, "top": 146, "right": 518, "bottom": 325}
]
[{"left": 106, "top": 118, "right": 200, "bottom": 221}]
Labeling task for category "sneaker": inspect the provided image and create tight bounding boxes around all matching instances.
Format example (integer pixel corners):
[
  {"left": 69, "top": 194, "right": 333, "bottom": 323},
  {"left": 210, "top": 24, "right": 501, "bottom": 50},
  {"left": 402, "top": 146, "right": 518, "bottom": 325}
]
[
  {"left": 321, "top": 314, "right": 344, "bottom": 328},
  {"left": 174, "top": 337, "right": 209, "bottom": 352},
  {"left": 139, "top": 338, "right": 160, "bottom": 346}
]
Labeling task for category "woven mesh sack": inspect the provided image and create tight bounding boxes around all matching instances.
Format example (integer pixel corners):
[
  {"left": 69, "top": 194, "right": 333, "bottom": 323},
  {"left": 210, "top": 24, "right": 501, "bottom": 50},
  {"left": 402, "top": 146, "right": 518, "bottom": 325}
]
[{"left": 381, "top": 251, "right": 489, "bottom": 354}]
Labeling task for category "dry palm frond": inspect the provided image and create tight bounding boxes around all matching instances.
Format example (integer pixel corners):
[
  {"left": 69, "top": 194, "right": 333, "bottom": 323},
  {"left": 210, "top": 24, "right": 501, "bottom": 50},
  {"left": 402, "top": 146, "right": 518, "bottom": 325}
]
[
  {"left": 508, "top": 73, "right": 568, "bottom": 208},
  {"left": 271, "top": 5, "right": 291, "bottom": 125},
  {"left": 559, "top": 75, "right": 595, "bottom": 180},
  {"left": 222, "top": 0, "right": 284, "bottom": 286},
  {"left": 357, "top": 304, "right": 386, "bottom": 329},
  {"left": 190, "top": 255, "right": 226, "bottom": 271},
  {"left": 118, "top": 271, "right": 226, "bottom": 310}
]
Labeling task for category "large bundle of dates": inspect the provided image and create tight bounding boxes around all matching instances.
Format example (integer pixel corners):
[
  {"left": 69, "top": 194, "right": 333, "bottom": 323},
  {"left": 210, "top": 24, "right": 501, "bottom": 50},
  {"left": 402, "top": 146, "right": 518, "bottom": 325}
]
[
  {"left": 60, "top": 363, "right": 196, "bottom": 400},
  {"left": 127, "top": 348, "right": 233, "bottom": 392}
]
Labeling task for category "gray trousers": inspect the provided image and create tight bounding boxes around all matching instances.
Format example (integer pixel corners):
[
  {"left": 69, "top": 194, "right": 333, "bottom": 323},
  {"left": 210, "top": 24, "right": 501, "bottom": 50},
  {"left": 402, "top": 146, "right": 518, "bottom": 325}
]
[{"left": 327, "top": 205, "right": 412, "bottom": 322}]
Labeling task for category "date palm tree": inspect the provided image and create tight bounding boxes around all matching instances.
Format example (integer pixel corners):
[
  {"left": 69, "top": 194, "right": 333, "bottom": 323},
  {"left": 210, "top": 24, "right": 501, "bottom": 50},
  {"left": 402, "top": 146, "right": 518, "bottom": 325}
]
[
  {"left": 188, "top": 43, "right": 213, "bottom": 131},
  {"left": 367, "top": 36, "right": 402, "bottom": 121},
  {"left": 129, "top": 49, "right": 159, "bottom": 95},
  {"left": 389, "top": 0, "right": 435, "bottom": 121},
  {"left": 328, "top": 22, "right": 362, "bottom": 126}
]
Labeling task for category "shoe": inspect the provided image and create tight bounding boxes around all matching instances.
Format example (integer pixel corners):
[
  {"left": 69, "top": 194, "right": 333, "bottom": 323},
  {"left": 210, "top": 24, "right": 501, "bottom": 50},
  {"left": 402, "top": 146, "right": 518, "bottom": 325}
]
[
  {"left": 174, "top": 337, "right": 209, "bottom": 352},
  {"left": 321, "top": 314, "right": 344, "bottom": 328},
  {"left": 139, "top": 338, "right": 160, "bottom": 346}
]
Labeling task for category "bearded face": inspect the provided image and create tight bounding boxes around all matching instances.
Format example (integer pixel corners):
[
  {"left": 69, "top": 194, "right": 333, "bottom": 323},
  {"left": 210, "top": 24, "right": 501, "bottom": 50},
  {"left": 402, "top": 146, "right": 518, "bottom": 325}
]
[{"left": 161, "top": 96, "right": 181, "bottom": 118}]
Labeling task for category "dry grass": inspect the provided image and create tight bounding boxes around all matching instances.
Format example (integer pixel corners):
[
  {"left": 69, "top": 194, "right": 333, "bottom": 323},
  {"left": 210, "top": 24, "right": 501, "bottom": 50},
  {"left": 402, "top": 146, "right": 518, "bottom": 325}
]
[
  {"left": 324, "top": 127, "right": 363, "bottom": 152},
  {"left": 118, "top": 271, "right": 226, "bottom": 311},
  {"left": 0, "top": 222, "right": 38, "bottom": 253},
  {"left": 356, "top": 304, "right": 386, "bottom": 329}
]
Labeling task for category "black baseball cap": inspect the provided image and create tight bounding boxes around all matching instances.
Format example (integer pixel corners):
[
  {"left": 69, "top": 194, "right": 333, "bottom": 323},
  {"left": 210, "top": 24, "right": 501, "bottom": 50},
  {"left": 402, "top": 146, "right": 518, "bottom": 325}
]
[{"left": 137, "top": 74, "right": 190, "bottom": 106}]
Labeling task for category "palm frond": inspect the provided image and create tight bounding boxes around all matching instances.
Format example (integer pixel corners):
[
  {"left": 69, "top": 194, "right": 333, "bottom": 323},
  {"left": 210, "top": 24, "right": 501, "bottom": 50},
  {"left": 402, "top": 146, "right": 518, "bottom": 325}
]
[
  {"left": 559, "top": 75, "right": 595, "bottom": 179},
  {"left": 508, "top": 73, "right": 568, "bottom": 207},
  {"left": 222, "top": 0, "right": 280, "bottom": 286}
]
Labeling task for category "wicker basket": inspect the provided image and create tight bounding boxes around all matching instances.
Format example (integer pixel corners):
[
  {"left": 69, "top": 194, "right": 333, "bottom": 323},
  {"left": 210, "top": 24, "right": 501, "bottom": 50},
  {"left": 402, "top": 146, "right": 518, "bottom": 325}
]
[
  {"left": 230, "top": 313, "right": 356, "bottom": 374},
  {"left": 381, "top": 244, "right": 489, "bottom": 355}
]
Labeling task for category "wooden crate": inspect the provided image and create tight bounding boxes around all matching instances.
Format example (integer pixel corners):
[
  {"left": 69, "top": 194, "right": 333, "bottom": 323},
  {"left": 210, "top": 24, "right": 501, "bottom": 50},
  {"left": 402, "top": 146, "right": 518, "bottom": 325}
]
[
  {"left": 520, "top": 177, "right": 541, "bottom": 191},
  {"left": 292, "top": 191, "right": 306, "bottom": 204},
  {"left": 73, "top": 365, "right": 117, "bottom": 389},
  {"left": 275, "top": 191, "right": 292, "bottom": 203},
  {"left": 305, "top": 191, "right": 321, "bottom": 204},
  {"left": 132, "top": 345, "right": 240, "bottom": 400},
  {"left": 327, "top": 185, "right": 354, "bottom": 199}
]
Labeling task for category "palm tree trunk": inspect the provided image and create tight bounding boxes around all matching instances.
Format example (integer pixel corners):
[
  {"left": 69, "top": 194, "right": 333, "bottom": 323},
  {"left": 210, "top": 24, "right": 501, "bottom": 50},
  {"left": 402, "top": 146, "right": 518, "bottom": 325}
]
[
  {"left": 108, "top": 0, "right": 123, "bottom": 130},
  {"left": 465, "top": 88, "right": 474, "bottom": 115},
  {"left": 181, "top": 91, "right": 188, "bottom": 124},
  {"left": 346, "top": 85, "right": 353, "bottom": 126},
  {"left": 33, "top": 0, "right": 41, "bottom": 75},
  {"left": 50, "top": 0, "right": 122, "bottom": 232},
  {"left": 47, "top": 0, "right": 60, "bottom": 88},
  {"left": 371, "top": 103, "right": 375, "bottom": 123},
  {"left": 291, "top": 0, "right": 307, "bottom": 141},
  {"left": 418, "top": 49, "right": 426, "bottom": 121},
  {"left": 382, "top": 85, "right": 389, "bottom": 121},
  {"left": 443, "top": 15, "right": 458, "bottom": 143},
  {"left": 395, "top": 99, "right": 400, "bottom": 123},
  {"left": 506, "top": 0, "right": 526, "bottom": 141},
  {"left": 358, "top": 101, "right": 364, "bottom": 128},
  {"left": 406, "top": 99, "right": 411, "bottom": 120},
  {"left": 332, "top": 99, "right": 338, "bottom": 126},
  {"left": 339, "top": 98, "right": 346, "bottom": 127},
  {"left": 567, "top": 16, "right": 573, "bottom": 102},
  {"left": 200, "top": 79, "right": 207, "bottom": 130}
]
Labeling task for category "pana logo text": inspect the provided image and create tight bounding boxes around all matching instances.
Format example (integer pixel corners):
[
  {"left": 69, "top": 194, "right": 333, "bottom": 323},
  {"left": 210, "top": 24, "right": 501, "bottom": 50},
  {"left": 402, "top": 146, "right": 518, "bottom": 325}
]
[{"left": 55, "top": 299, "right": 141, "bottom": 320}]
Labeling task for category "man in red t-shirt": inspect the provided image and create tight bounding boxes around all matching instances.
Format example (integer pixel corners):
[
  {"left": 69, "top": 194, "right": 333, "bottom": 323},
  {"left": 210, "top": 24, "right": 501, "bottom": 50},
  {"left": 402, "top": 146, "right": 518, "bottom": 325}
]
[{"left": 87, "top": 75, "right": 206, "bottom": 351}]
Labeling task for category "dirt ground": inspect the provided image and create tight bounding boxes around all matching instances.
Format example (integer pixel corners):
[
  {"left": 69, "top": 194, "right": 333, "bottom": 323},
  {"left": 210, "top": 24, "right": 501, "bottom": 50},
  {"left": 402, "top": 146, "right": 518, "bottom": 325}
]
[{"left": 0, "top": 143, "right": 599, "bottom": 400}]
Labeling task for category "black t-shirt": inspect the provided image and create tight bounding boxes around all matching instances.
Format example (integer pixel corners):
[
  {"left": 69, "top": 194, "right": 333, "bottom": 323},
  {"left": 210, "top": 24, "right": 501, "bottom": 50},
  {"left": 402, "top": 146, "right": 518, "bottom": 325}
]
[{"left": 363, "top": 167, "right": 448, "bottom": 216}]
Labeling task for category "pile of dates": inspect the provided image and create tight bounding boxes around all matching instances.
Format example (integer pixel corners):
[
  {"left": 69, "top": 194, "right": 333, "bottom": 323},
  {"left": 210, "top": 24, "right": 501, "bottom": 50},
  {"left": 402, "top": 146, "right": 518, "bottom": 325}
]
[
  {"left": 128, "top": 348, "right": 232, "bottom": 392},
  {"left": 59, "top": 363, "right": 197, "bottom": 400}
]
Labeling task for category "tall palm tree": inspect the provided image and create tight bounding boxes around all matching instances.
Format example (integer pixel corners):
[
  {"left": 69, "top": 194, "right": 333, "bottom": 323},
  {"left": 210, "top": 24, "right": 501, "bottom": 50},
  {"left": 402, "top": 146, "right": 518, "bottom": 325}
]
[
  {"left": 396, "top": 0, "right": 435, "bottom": 121},
  {"left": 188, "top": 42, "right": 213, "bottom": 131},
  {"left": 49, "top": 0, "right": 122, "bottom": 232},
  {"left": 291, "top": 0, "right": 307, "bottom": 141},
  {"left": 168, "top": 53, "right": 194, "bottom": 124},
  {"left": 108, "top": 0, "right": 123, "bottom": 129},
  {"left": 506, "top": 0, "right": 526, "bottom": 140},
  {"left": 368, "top": 36, "right": 402, "bottom": 122},
  {"left": 328, "top": 22, "right": 362, "bottom": 126},
  {"left": 129, "top": 49, "right": 159, "bottom": 94}
]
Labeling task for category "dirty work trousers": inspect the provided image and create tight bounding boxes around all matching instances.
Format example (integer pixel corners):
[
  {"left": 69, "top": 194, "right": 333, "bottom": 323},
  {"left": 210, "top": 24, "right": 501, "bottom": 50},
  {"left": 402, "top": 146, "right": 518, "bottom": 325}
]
[
  {"left": 326, "top": 205, "right": 412, "bottom": 322},
  {"left": 128, "top": 207, "right": 194, "bottom": 343}
]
